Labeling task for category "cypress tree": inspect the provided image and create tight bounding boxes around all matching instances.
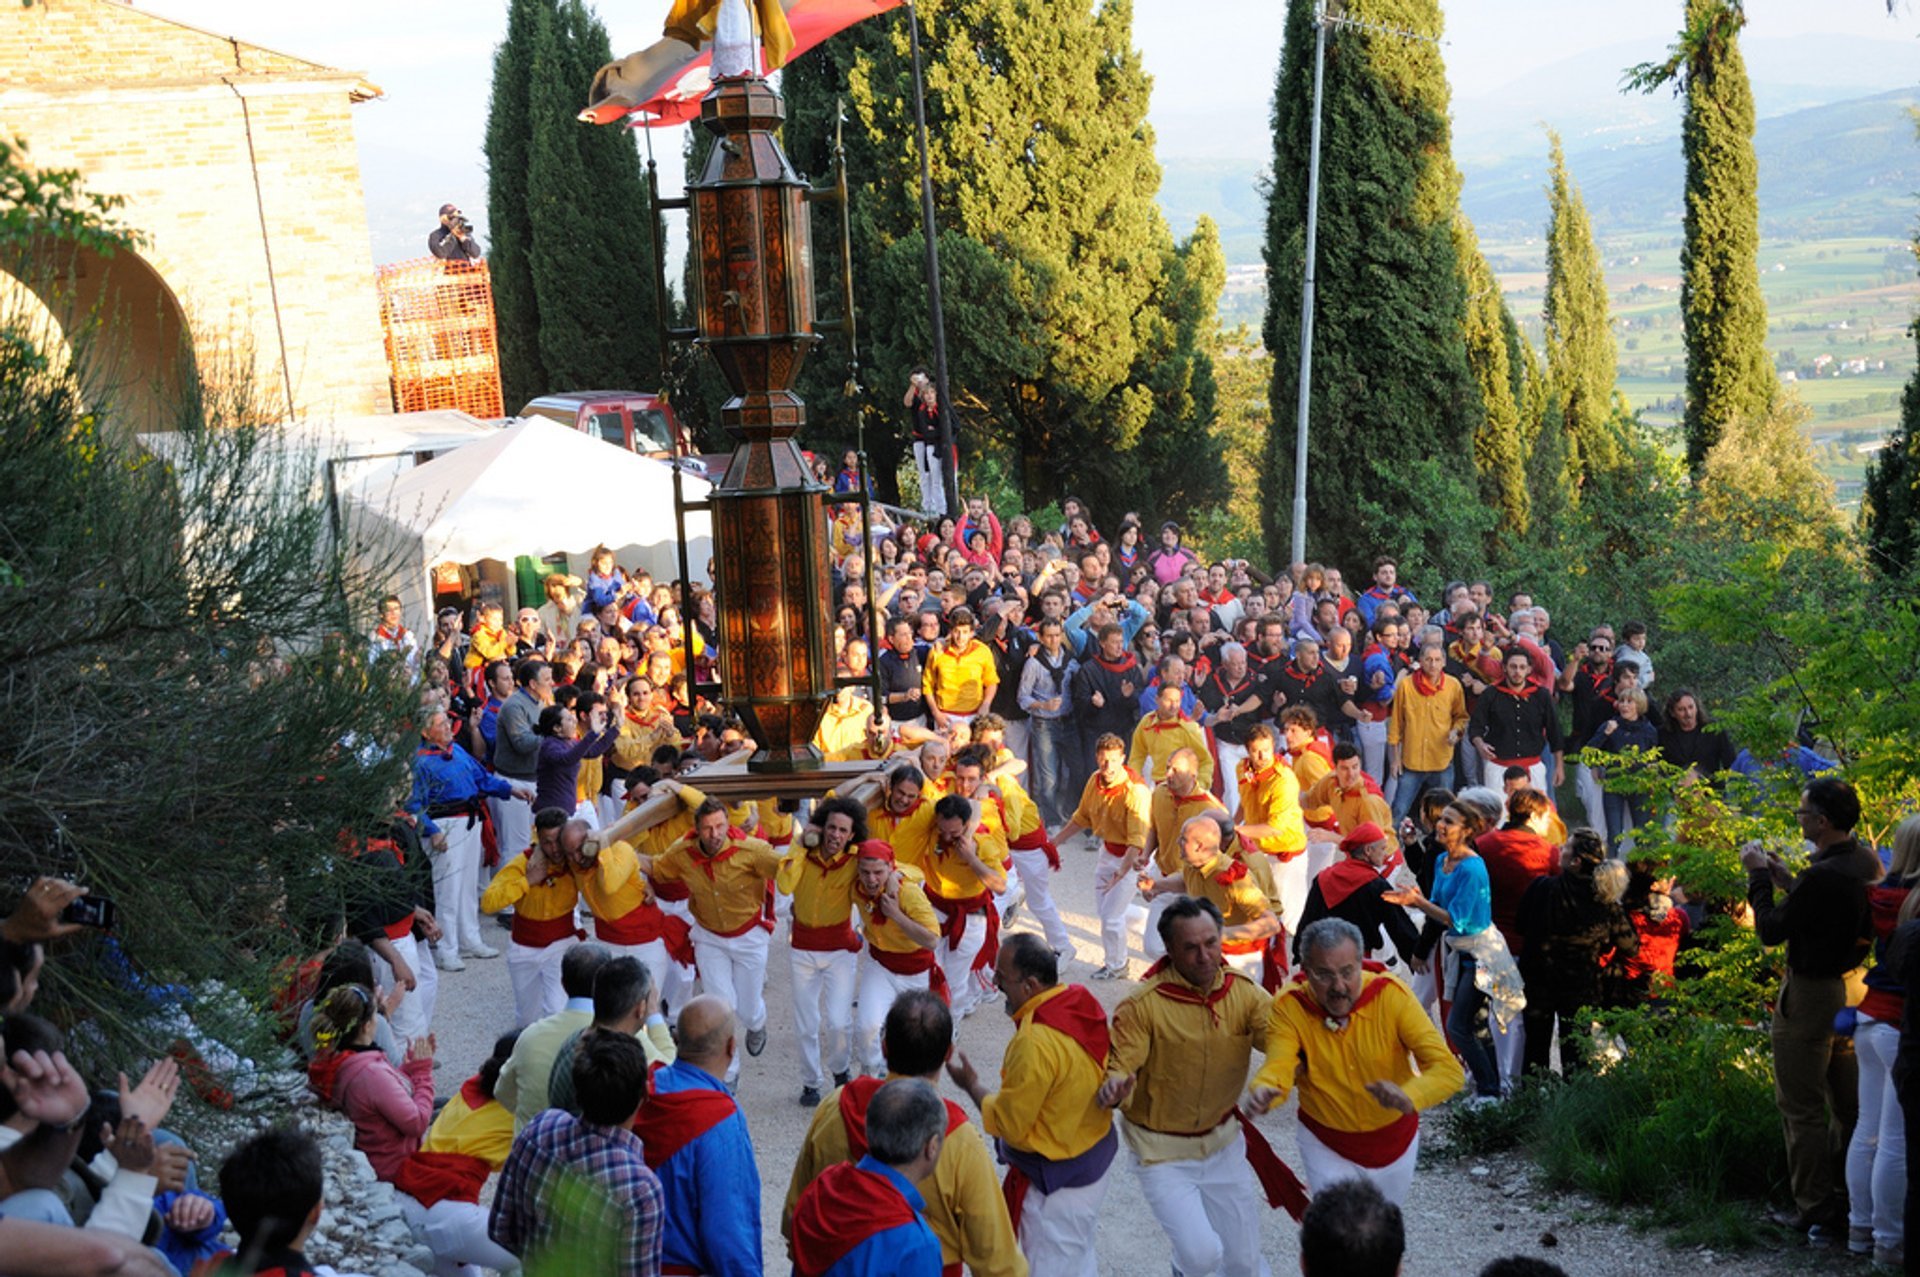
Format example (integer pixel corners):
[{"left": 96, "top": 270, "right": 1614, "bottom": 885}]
[
  {"left": 485, "top": 0, "right": 547, "bottom": 411},
  {"left": 1124, "top": 218, "right": 1228, "bottom": 520},
  {"left": 1630, "top": 0, "right": 1776, "bottom": 473},
  {"left": 1860, "top": 311, "right": 1920, "bottom": 575},
  {"left": 1542, "top": 130, "right": 1620, "bottom": 491},
  {"left": 779, "top": 0, "right": 1216, "bottom": 520},
  {"left": 1456, "top": 214, "right": 1528, "bottom": 547},
  {"left": 1263, "top": 0, "right": 1484, "bottom": 573},
  {"left": 524, "top": 0, "right": 660, "bottom": 392}
]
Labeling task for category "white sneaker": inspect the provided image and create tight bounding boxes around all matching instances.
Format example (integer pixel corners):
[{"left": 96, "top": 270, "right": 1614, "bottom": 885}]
[
  {"left": 462, "top": 943, "right": 501, "bottom": 960},
  {"left": 435, "top": 951, "right": 466, "bottom": 973}
]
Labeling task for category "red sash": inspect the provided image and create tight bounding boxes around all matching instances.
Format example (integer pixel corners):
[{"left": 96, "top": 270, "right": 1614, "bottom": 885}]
[
  {"left": 653, "top": 877, "right": 692, "bottom": 903},
  {"left": 790, "top": 1162, "right": 923, "bottom": 1277},
  {"left": 1002, "top": 986, "right": 1114, "bottom": 1228},
  {"left": 391, "top": 1150, "right": 490, "bottom": 1207},
  {"left": 926, "top": 885, "right": 1000, "bottom": 975},
  {"left": 1008, "top": 827, "right": 1060, "bottom": 870},
  {"left": 868, "top": 944, "right": 947, "bottom": 1004},
  {"left": 1298, "top": 1107, "right": 1419, "bottom": 1169},
  {"left": 511, "top": 912, "right": 582, "bottom": 948},
  {"left": 630, "top": 1063, "right": 738, "bottom": 1170},
  {"left": 383, "top": 916, "right": 415, "bottom": 943},
  {"left": 792, "top": 920, "right": 862, "bottom": 953},
  {"left": 839, "top": 1076, "right": 970, "bottom": 1159},
  {"left": 594, "top": 902, "right": 667, "bottom": 946}
]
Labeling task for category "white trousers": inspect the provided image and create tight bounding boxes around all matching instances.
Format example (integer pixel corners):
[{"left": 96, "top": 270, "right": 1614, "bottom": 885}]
[
  {"left": 507, "top": 936, "right": 576, "bottom": 1030},
  {"left": 1132, "top": 1131, "right": 1271, "bottom": 1277},
  {"left": 373, "top": 932, "right": 433, "bottom": 1042},
  {"left": 1355, "top": 719, "right": 1388, "bottom": 785},
  {"left": 855, "top": 956, "right": 933, "bottom": 1074},
  {"left": 1296, "top": 1121, "right": 1420, "bottom": 1207},
  {"left": 1571, "top": 763, "right": 1607, "bottom": 842},
  {"left": 913, "top": 439, "right": 947, "bottom": 515},
  {"left": 937, "top": 912, "right": 989, "bottom": 1017},
  {"left": 1093, "top": 853, "right": 1137, "bottom": 972},
  {"left": 1018, "top": 1170, "right": 1111, "bottom": 1277},
  {"left": 790, "top": 946, "right": 857, "bottom": 1089},
  {"left": 1222, "top": 947, "right": 1265, "bottom": 986},
  {"left": 1267, "top": 853, "right": 1310, "bottom": 938},
  {"left": 1004, "top": 848, "right": 1071, "bottom": 953},
  {"left": 1847, "top": 1018, "right": 1907, "bottom": 1253},
  {"left": 652, "top": 899, "right": 699, "bottom": 1010},
  {"left": 1143, "top": 892, "right": 1176, "bottom": 962},
  {"left": 399, "top": 1192, "right": 519, "bottom": 1277},
  {"left": 487, "top": 794, "right": 533, "bottom": 890},
  {"left": 690, "top": 923, "right": 770, "bottom": 1080},
  {"left": 1492, "top": 758, "right": 1548, "bottom": 794},
  {"left": 1216, "top": 741, "right": 1248, "bottom": 817},
  {"left": 430, "top": 816, "right": 486, "bottom": 958}
]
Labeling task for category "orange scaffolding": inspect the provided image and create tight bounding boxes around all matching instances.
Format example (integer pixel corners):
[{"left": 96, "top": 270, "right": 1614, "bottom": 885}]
[{"left": 376, "top": 257, "right": 504, "bottom": 419}]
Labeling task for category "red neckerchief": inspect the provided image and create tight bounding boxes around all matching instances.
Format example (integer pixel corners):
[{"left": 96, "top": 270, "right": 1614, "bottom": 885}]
[
  {"left": 1577, "top": 662, "right": 1614, "bottom": 704},
  {"left": 1208, "top": 856, "right": 1249, "bottom": 886},
  {"left": 626, "top": 707, "right": 667, "bottom": 728},
  {"left": 375, "top": 624, "right": 410, "bottom": 644},
  {"left": 1139, "top": 959, "right": 1241, "bottom": 1026},
  {"left": 1411, "top": 670, "right": 1446, "bottom": 697},
  {"left": 1494, "top": 680, "right": 1533, "bottom": 700},
  {"left": 1279, "top": 960, "right": 1393, "bottom": 1019},
  {"left": 685, "top": 827, "right": 749, "bottom": 879},
  {"left": 1144, "top": 713, "right": 1191, "bottom": 733},
  {"left": 1170, "top": 788, "right": 1215, "bottom": 807},
  {"left": 415, "top": 741, "right": 453, "bottom": 761},
  {"left": 1092, "top": 651, "right": 1138, "bottom": 676},
  {"left": 1025, "top": 984, "right": 1111, "bottom": 1066},
  {"left": 1212, "top": 669, "right": 1256, "bottom": 700},
  {"left": 1095, "top": 766, "right": 1144, "bottom": 799},
  {"left": 1240, "top": 758, "right": 1279, "bottom": 785},
  {"left": 838, "top": 1075, "right": 969, "bottom": 1160},
  {"left": 1279, "top": 661, "right": 1318, "bottom": 685},
  {"left": 791, "top": 1163, "right": 922, "bottom": 1277},
  {"left": 630, "top": 1062, "right": 737, "bottom": 1170},
  {"left": 472, "top": 624, "right": 505, "bottom": 645},
  {"left": 1318, "top": 856, "right": 1385, "bottom": 909}
]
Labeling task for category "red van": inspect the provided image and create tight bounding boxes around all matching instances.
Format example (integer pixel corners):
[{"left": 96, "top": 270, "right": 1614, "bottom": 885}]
[{"left": 516, "top": 390, "right": 691, "bottom": 461}]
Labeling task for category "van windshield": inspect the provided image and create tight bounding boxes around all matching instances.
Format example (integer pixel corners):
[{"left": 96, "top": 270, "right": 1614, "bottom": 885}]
[
  {"left": 634, "top": 409, "right": 674, "bottom": 453},
  {"left": 590, "top": 410, "right": 625, "bottom": 447}
]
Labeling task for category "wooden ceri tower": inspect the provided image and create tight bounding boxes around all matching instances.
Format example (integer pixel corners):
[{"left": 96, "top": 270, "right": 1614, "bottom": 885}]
[{"left": 686, "top": 62, "right": 835, "bottom": 772}]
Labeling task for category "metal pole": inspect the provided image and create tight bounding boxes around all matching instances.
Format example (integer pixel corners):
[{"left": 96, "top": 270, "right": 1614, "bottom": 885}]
[
  {"left": 1290, "top": 5, "right": 1329, "bottom": 567},
  {"left": 905, "top": 0, "right": 959, "bottom": 519}
]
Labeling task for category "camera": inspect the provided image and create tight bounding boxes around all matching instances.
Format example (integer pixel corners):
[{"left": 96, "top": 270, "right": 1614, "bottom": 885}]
[{"left": 451, "top": 213, "right": 473, "bottom": 236}]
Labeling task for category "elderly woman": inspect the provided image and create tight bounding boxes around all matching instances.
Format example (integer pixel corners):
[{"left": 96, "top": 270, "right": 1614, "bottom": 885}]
[
  {"left": 1514, "top": 829, "right": 1638, "bottom": 1078},
  {"left": 1397, "top": 798, "right": 1524, "bottom": 1101}
]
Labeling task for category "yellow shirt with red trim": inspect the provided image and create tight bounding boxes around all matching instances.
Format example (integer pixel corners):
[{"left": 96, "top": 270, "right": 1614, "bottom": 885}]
[
  {"left": 1387, "top": 672, "right": 1468, "bottom": 774},
  {"left": 781, "top": 1073, "right": 1026, "bottom": 1277},
  {"left": 856, "top": 870, "right": 940, "bottom": 955},
  {"left": 1236, "top": 760, "right": 1307, "bottom": 858},
  {"left": 420, "top": 1082, "right": 516, "bottom": 1168},
  {"left": 630, "top": 784, "right": 709, "bottom": 855},
  {"left": 922, "top": 638, "right": 998, "bottom": 714},
  {"left": 914, "top": 798, "right": 1010, "bottom": 900},
  {"left": 776, "top": 843, "right": 860, "bottom": 929},
  {"left": 479, "top": 851, "right": 578, "bottom": 921},
  {"left": 648, "top": 831, "right": 780, "bottom": 935},
  {"left": 870, "top": 795, "right": 938, "bottom": 863},
  {"left": 1128, "top": 714, "right": 1214, "bottom": 788},
  {"left": 757, "top": 802, "right": 796, "bottom": 848},
  {"left": 1148, "top": 785, "right": 1227, "bottom": 876},
  {"left": 1289, "top": 748, "right": 1332, "bottom": 800},
  {"left": 811, "top": 696, "right": 875, "bottom": 757},
  {"left": 1107, "top": 965, "right": 1272, "bottom": 1163},
  {"left": 990, "top": 773, "right": 1043, "bottom": 842},
  {"left": 466, "top": 624, "right": 513, "bottom": 669},
  {"left": 1070, "top": 770, "right": 1151, "bottom": 851},
  {"left": 1250, "top": 969, "right": 1463, "bottom": 1133},
  {"left": 577, "top": 753, "right": 604, "bottom": 806},
  {"left": 612, "top": 709, "right": 683, "bottom": 771},
  {"left": 1301, "top": 774, "right": 1396, "bottom": 844},
  {"left": 981, "top": 985, "right": 1114, "bottom": 1164},
  {"left": 1179, "top": 856, "right": 1273, "bottom": 931},
  {"left": 577, "top": 839, "right": 655, "bottom": 922}
]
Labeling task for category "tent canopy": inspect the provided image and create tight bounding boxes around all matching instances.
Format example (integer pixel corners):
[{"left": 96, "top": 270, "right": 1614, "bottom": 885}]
[{"left": 344, "top": 417, "right": 714, "bottom": 629}]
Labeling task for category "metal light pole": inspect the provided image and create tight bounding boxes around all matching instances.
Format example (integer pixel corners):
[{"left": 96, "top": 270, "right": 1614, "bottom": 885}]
[
  {"left": 1289, "top": 3, "right": 1439, "bottom": 567},
  {"left": 905, "top": 0, "right": 960, "bottom": 519},
  {"left": 1289, "top": 3, "right": 1330, "bottom": 567}
]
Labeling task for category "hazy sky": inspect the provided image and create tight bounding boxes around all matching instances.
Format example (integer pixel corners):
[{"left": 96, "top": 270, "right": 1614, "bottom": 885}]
[{"left": 134, "top": 0, "right": 1920, "bottom": 262}]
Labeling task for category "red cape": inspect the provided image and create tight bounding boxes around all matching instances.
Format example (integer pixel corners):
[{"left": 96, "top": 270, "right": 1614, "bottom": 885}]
[
  {"left": 791, "top": 1162, "right": 922, "bottom": 1277},
  {"left": 630, "top": 1063, "right": 738, "bottom": 1170}
]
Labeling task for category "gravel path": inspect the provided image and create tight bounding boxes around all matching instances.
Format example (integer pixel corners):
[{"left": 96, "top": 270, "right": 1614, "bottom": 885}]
[{"left": 413, "top": 841, "right": 1821, "bottom": 1277}]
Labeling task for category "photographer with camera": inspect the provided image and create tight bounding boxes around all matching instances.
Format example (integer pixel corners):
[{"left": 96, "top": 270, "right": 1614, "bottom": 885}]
[{"left": 429, "top": 204, "right": 481, "bottom": 262}]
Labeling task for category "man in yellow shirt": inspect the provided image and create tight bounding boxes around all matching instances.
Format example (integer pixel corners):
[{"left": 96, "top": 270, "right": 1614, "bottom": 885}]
[
  {"left": 775, "top": 796, "right": 869, "bottom": 1107},
  {"left": 1235, "top": 724, "right": 1309, "bottom": 937},
  {"left": 850, "top": 839, "right": 942, "bottom": 1074},
  {"left": 1052, "top": 733, "right": 1152, "bottom": 980},
  {"left": 1128, "top": 682, "right": 1215, "bottom": 790},
  {"left": 1247, "top": 918, "right": 1462, "bottom": 1204},
  {"left": 641, "top": 799, "right": 780, "bottom": 1086},
  {"left": 1098, "top": 897, "right": 1297, "bottom": 1277},
  {"left": 971, "top": 718, "right": 1071, "bottom": 956},
  {"left": 480, "top": 807, "right": 586, "bottom": 1028},
  {"left": 945, "top": 935, "right": 1114, "bottom": 1277},
  {"left": 566, "top": 776, "right": 703, "bottom": 1008},
  {"left": 1138, "top": 815, "right": 1281, "bottom": 988},
  {"left": 1301, "top": 745, "right": 1397, "bottom": 862},
  {"left": 1386, "top": 642, "right": 1467, "bottom": 825},
  {"left": 1141, "top": 747, "right": 1228, "bottom": 961},
  {"left": 922, "top": 607, "right": 998, "bottom": 732},
  {"left": 784, "top": 990, "right": 1024, "bottom": 1277},
  {"left": 917, "top": 785, "right": 1011, "bottom": 1019}
]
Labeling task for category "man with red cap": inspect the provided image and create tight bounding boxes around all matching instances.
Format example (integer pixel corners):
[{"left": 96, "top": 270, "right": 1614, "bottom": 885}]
[
  {"left": 1247, "top": 918, "right": 1462, "bottom": 1205},
  {"left": 1294, "top": 822, "right": 1423, "bottom": 975},
  {"left": 850, "top": 839, "right": 943, "bottom": 1075},
  {"left": 946, "top": 934, "right": 1114, "bottom": 1277}
]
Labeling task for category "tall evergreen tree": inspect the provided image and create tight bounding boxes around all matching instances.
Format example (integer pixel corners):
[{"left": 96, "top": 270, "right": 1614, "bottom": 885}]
[
  {"left": 1456, "top": 214, "right": 1528, "bottom": 546},
  {"left": 485, "top": 0, "right": 546, "bottom": 411},
  {"left": 778, "top": 0, "right": 1219, "bottom": 521},
  {"left": 1263, "top": 0, "right": 1484, "bottom": 573},
  {"left": 486, "top": 0, "right": 660, "bottom": 409},
  {"left": 1860, "top": 306, "right": 1920, "bottom": 576},
  {"left": 1629, "top": 0, "right": 1776, "bottom": 474},
  {"left": 1541, "top": 130, "right": 1620, "bottom": 491}
]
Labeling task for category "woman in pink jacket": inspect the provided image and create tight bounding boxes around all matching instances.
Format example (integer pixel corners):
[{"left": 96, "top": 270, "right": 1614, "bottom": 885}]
[{"left": 308, "top": 985, "right": 435, "bottom": 1181}]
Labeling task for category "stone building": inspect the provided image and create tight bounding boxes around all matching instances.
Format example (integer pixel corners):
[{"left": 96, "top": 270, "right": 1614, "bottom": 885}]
[{"left": 0, "top": 0, "right": 392, "bottom": 431}]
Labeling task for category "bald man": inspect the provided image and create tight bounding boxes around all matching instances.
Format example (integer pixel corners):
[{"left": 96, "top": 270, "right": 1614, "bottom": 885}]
[{"left": 629, "top": 995, "right": 763, "bottom": 1277}]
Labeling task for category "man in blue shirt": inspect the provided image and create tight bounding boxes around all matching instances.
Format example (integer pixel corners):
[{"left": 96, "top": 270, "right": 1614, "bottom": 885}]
[
  {"left": 629, "top": 995, "right": 763, "bottom": 1277},
  {"left": 789, "top": 1078, "right": 946, "bottom": 1277},
  {"left": 410, "top": 707, "right": 534, "bottom": 974}
]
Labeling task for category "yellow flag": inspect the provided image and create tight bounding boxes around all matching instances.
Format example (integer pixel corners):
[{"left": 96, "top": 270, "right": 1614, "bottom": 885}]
[{"left": 661, "top": 0, "right": 797, "bottom": 70}]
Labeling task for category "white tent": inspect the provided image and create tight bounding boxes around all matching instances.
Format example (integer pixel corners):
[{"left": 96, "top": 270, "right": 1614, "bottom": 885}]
[{"left": 343, "top": 416, "right": 714, "bottom": 631}]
